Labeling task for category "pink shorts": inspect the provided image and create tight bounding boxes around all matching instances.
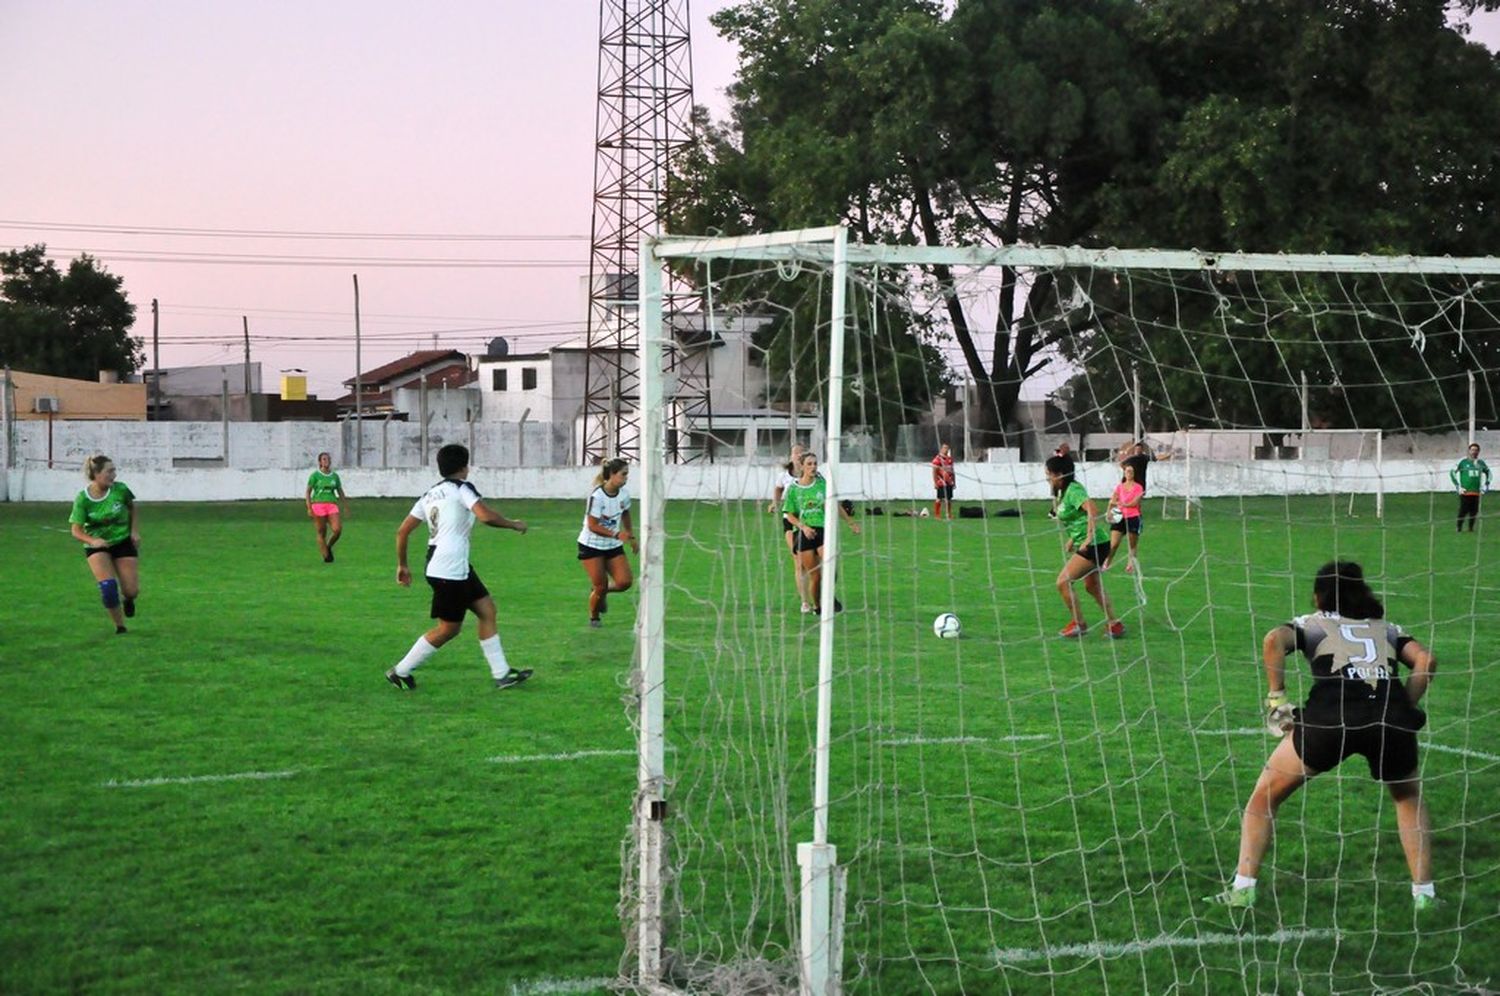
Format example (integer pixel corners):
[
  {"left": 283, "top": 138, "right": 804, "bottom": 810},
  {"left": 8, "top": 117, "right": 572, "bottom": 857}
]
[{"left": 310, "top": 502, "right": 340, "bottom": 517}]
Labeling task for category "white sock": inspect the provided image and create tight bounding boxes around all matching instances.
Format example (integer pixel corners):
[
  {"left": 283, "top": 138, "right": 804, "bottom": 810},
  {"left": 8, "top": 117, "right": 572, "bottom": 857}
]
[
  {"left": 480, "top": 634, "right": 510, "bottom": 680},
  {"left": 395, "top": 636, "right": 438, "bottom": 677},
  {"left": 1412, "top": 881, "right": 1436, "bottom": 899},
  {"left": 1233, "top": 874, "right": 1257, "bottom": 891}
]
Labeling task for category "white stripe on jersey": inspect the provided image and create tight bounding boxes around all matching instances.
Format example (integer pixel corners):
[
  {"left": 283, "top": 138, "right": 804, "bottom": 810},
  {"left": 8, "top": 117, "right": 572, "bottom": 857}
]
[
  {"left": 410, "top": 479, "right": 482, "bottom": 580},
  {"left": 578, "top": 485, "right": 630, "bottom": 549}
]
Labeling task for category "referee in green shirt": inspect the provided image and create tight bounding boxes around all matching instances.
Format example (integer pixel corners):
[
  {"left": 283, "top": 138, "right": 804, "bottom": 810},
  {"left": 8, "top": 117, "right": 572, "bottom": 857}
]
[{"left": 1450, "top": 443, "right": 1491, "bottom": 533}]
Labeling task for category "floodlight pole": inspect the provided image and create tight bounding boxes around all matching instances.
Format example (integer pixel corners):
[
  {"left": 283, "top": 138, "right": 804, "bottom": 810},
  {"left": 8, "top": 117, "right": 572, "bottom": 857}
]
[
  {"left": 1132, "top": 365, "right": 1142, "bottom": 444},
  {"left": 635, "top": 236, "right": 668, "bottom": 987},
  {"left": 353, "top": 274, "right": 363, "bottom": 467},
  {"left": 1469, "top": 371, "right": 1476, "bottom": 444},
  {"left": 800, "top": 225, "right": 848, "bottom": 996}
]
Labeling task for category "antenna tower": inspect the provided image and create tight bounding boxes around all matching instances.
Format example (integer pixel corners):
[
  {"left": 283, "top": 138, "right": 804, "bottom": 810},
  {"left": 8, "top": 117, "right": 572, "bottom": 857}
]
[{"left": 582, "top": 0, "right": 708, "bottom": 465}]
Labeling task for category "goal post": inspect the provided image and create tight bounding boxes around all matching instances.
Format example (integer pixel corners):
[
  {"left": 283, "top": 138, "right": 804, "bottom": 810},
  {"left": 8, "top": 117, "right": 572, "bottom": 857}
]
[{"left": 624, "top": 227, "right": 1500, "bottom": 995}]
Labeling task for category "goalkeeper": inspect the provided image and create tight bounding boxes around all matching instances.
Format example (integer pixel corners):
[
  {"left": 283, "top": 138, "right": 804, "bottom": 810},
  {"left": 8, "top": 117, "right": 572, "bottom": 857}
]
[
  {"left": 1206, "top": 561, "right": 1438, "bottom": 912},
  {"left": 1450, "top": 442, "right": 1491, "bottom": 533}
]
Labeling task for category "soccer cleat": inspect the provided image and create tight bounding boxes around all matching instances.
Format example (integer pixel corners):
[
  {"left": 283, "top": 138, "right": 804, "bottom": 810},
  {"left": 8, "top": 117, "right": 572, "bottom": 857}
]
[
  {"left": 1059, "top": 621, "right": 1087, "bottom": 639},
  {"left": 1107, "top": 621, "right": 1126, "bottom": 639},
  {"left": 494, "top": 668, "right": 533, "bottom": 690},
  {"left": 324, "top": 551, "right": 334, "bottom": 563},
  {"left": 800, "top": 602, "right": 813, "bottom": 614},
  {"left": 115, "top": 625, "right": 128, "bottom": 635},
  {"left": 1204, "top": 885, "right": 1256, "bottom": 909},
  {"left": 1413, "top": 893, "right": 1444, "bottom": 914},
  {"left": 589, "top": 618, "right": 603, "bottom": 629},
  {"left": 123, "top": 598, "right": 136, "bottom": 618},
  {"left": 385, "top": 668, "right": 415, "bottom": 691}
]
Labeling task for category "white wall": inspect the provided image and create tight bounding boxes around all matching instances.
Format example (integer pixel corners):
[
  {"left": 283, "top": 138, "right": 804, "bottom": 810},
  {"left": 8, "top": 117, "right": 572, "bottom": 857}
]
[{"left": 3, "top": 455, "right": 1464, "bottom": 504}]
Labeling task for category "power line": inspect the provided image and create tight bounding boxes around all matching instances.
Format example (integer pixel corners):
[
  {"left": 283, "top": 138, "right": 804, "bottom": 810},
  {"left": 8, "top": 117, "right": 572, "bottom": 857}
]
[
  {"left": 23, "top": 246, "right": 586, "bottom": 269},
  {"left": 0, "top": 219, "right": 588, "bottom": 242}
]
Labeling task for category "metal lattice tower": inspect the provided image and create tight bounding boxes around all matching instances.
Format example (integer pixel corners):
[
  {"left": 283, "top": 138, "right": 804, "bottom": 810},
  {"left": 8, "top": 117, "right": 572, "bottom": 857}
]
[{"left": 581, "top": 0, "right": 705, "bottom": 465}]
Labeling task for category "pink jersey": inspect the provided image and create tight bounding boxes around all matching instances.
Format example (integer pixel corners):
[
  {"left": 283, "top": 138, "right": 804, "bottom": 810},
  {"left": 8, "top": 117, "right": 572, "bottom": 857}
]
[{"left": 1113, "top": 481, "right": 1144, "bottom": 518}]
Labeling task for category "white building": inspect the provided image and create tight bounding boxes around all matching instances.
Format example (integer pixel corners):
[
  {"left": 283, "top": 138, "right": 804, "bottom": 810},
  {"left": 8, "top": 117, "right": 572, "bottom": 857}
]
[{"left": 475, "top": 312, "right": 809, "bottom": 461}]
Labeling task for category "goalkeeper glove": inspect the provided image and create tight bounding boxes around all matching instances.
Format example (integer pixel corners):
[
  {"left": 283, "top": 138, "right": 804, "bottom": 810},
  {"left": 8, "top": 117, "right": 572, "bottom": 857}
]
[{"left": 1265, "top": 691, "right": 1296, "bottom": 737}]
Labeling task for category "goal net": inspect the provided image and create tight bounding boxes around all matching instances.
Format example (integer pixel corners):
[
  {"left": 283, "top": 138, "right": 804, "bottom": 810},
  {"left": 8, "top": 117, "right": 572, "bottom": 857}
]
[{"left": 623, "top": 228, "right": 1500, "bottom": 995}]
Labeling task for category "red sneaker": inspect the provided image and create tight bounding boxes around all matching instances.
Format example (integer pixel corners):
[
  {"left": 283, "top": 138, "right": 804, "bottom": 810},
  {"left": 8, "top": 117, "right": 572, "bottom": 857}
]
[
  {"left": 1107, "top": 621, "right": 1126, "bottom": 639},
  {"left": 1059, "top": 621, "right": 1087, "bottom": 639}
]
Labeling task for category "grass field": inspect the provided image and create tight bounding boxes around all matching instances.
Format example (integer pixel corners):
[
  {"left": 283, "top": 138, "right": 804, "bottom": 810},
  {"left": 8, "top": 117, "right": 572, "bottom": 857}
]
[{"left": 3, "top": 493, "right": 1498, "bottom": 994}]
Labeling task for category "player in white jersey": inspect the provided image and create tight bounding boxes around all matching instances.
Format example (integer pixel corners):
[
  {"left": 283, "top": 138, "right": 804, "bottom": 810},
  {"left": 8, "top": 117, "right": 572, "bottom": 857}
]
[
  {"left": 386, "top": 443, "right": 532, "bottom": 691},
  {"left": 768, "top": 444, "right": 811, "bottom": 612},
  {"left": 578, "top": 457, "right": 638, "bottom": 628}
]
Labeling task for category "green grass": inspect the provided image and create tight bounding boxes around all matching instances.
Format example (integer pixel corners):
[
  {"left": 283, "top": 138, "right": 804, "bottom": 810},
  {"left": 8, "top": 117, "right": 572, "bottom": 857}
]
[{"left": 2, "top": 493, "right": 1497, "bottom": 994}]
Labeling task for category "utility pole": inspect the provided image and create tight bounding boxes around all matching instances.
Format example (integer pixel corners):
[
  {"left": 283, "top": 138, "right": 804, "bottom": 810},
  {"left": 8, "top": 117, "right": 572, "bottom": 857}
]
[
  {"left": 353, "top": 274, "right": 363, "bottom": 467},
  {"left": 243, "top": 316, "right": 252, "bottom": 399},
  {"left": 151, "top": 299, "right": 161, "bottom": 420}
]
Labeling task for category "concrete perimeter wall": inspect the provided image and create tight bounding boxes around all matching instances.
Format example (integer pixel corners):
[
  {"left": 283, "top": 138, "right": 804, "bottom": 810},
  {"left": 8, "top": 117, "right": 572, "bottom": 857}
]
[{"left": 2, "top": 455, "right": 1464, "bottom": 505}]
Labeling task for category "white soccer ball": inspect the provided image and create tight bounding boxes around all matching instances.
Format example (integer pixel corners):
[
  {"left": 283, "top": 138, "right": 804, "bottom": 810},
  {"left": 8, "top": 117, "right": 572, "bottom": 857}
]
[
  {"left": 919, "top": 508, "right": 930, "bottom": 518},
  {"left": 1107, "top": 507, "right": 1123, "bottom": 524},
  {"left": 933, "top": 612, "right": 962, "bottom": 639}
]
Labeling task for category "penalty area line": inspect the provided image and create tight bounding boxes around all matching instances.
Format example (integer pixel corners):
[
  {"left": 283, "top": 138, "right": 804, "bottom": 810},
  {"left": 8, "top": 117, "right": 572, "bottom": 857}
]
[
  {"left": 508, "top": 977, "right": 614, "bottom": 996},
  {"left": 879, "top": 734, "right": 1052, "bottom": 747},
  {"left": 994, "top": 926, "right": 1338, "bottom": 965},
  {"left": 1192, "top": 728, "right": 1500, "bottom": 763},
  {"left": 103, "top": 769, "right": 298, "bottom": 788},
  {"left": 487, "top": 749, "right": 635, "bottom": 764}
]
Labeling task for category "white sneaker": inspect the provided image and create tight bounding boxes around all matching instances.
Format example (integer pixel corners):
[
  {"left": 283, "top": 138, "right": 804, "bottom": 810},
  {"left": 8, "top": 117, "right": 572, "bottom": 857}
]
[{"left": 801, "top": 602, "right": 813, "bottom": 614}]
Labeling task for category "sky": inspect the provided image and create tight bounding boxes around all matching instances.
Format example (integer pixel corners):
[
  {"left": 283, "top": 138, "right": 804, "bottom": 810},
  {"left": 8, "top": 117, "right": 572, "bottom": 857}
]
[{"left": 3, "top": 2, "right": 1499, "bottom": 401}]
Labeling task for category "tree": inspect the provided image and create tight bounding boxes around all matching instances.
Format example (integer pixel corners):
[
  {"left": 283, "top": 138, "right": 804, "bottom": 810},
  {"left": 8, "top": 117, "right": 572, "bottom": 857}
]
[
  {"left": 1059, "top": 0, "right": 1500, "bottom": 433},
  {"left": 673, "top": 0, "right": 1163, "bottom": 441},
  {"left": 0, "top": 245, "right": 142, "bottom": 380}
]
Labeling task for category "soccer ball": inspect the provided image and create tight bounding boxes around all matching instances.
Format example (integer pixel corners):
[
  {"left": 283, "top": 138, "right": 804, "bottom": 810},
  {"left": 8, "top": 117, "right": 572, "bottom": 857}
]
[
  {"left": 1107, "top": 507, "right": 1123, "bottom": 525},
  {"left": 933, "top": 612, "right": 962, "bottom": 639},
  {"left": 919, "top": 508, "right": 930, "bottom": 518}
]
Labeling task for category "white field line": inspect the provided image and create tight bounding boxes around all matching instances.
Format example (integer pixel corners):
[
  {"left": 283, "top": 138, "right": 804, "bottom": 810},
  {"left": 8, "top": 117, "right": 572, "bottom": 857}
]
[
  {"left": 879, "top": 734, "right": 1052, "bottom": 747},
  {"left": 1193, "top": 728, "right": 1500, "bottom": 763},
  {"left": 487, "top": 749, "right": 635, "bottom": 764},
  {"left": 103, "top": 769, "right": 298, "bottom": 788},
  {"left": 994, "top": 927, "right": 1338, "bottom": 965},
  {"left": 508, "top": 977, "right": 614, "bottom": 996}
]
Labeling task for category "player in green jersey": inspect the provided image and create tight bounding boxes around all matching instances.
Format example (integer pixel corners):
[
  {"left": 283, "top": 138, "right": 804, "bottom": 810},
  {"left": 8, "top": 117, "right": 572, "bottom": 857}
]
[
  {"left": 1045, "top": 455, "right": 1123, "bottom": 639},
  {"left": 67, "top": 454, "right": 141, "bottom": 634},
  {"left": 305, "top": 452, "right": 347, "bottom": 562},
  {"left": 782, "top": 452, "right": 860, "bottom": 616},
  {"left": 1449, "top": 443, "right": 1490, "bottom": 533}
]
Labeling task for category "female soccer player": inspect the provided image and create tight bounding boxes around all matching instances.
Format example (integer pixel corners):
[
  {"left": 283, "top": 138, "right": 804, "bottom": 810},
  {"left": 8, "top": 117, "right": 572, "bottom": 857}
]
[
  {"left": 1205, "top": 561, "right": 1438, "bottom": 912},
  {"left": 388, "top": 444, "right": 531, "bottom": 691},
  {"left": 1450, "top": 442, "right": 1490, "bottom": 533},
  {"left": 782, "top": 452, "right": 860, "bottom": 616},
  {"left": 1103, "top": 461, "right": 1145, "bottom": 573},
  {"left": 1045, "top": 455, "right": 1123, "bottom": 639},
  {"left": 579, "top": 457, "right": 639, "bottom": 628},
  {"left": 305, "top": 451, "right": 347, "bottom": 562},
  {"left": 931, "top": 442, "right": 956, "bottom": 520},
  {"left": 770, "top": 444, "right": 812, "bottom": 612},
  {"left": 68, "top": 454, "right": 141, "bottom": 634}
]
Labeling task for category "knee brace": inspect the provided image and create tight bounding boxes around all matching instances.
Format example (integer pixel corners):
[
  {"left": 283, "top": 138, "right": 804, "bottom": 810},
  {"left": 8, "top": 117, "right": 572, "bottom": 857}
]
[{"left": 98, "top": 578, "right": 120, "bottom": 609}]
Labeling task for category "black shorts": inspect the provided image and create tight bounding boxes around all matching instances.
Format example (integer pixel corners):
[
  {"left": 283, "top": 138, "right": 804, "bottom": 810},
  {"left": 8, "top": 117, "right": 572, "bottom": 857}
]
[
  {"left": 1459, "top": 493, "right": 1481, "bottom": 516},
  {"left": 1292, "top": 711, "right": 1424, "bottom": 782},
  {"left": 782, "top": 516, "right": 796, "bottom": 534},
  {"left": 427, "top": 569, "right": 490, "bottom": 623},
  {"left": 1110, "top": 516, "right": 1143, "bottom": 535},
  {"left": 1070, "top": 541, "right": 1111, "bottom": 572},
  {"left": 793, "top": 526, "right": 826, "bottom": 553},
  {"left": 577, "top": 542, "right": 625, "bottom": 562},
  {"left": 935, "top": 484, "right": 955, "bottom": 500},
  {"left": 85, "top": 539, "right": 138, "bottom": 560}
]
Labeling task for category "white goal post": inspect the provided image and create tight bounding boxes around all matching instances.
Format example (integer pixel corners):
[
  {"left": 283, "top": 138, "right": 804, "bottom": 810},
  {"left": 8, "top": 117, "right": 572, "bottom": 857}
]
[{"left": 626, "top": 227, "right": 1500, "bottom": 996}]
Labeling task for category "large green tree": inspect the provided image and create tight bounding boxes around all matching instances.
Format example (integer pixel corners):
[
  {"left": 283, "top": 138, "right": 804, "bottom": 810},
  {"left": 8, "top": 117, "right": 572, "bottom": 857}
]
[
  {"left": 0, "top": 245, "right": 142, "bottom": 380},
  {"left": 673, "top": 0, "right": 1162, "bottom": 440},
  {"left": 1060, "top": 0, "right": 1500, "bottom": 433}
]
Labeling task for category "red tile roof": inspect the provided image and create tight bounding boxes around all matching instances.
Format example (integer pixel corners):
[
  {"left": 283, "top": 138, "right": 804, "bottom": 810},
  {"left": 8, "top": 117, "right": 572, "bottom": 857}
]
[{"left": 342, "top": 350, "right": 468, "bottom": 389}]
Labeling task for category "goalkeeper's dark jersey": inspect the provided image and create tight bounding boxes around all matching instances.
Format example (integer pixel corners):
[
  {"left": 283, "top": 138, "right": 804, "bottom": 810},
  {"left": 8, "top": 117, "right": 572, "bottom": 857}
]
[{"left": 1291, "top": 612, "right": 1419, "bottom": 724}]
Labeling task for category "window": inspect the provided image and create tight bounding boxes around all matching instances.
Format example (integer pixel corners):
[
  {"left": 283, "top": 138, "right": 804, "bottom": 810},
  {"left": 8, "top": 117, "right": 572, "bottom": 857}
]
[
  {"left": 492, "top": 369, "right": 508, "bottom": 391},
  {"left": 522, "top": 367, "right": 537, "bottom": 390}
]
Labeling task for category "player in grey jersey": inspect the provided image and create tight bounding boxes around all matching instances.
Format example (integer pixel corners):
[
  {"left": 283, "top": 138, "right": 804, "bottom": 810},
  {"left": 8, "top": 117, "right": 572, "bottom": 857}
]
[{"left": 1206, "top": 561, "right": 1439, "bottom": 912}]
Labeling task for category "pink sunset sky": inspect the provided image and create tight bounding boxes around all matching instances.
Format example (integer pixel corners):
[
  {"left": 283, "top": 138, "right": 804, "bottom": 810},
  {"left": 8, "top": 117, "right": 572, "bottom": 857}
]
[{"left": 3, "top": 2, "right": 1498, "bottom": 400}]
